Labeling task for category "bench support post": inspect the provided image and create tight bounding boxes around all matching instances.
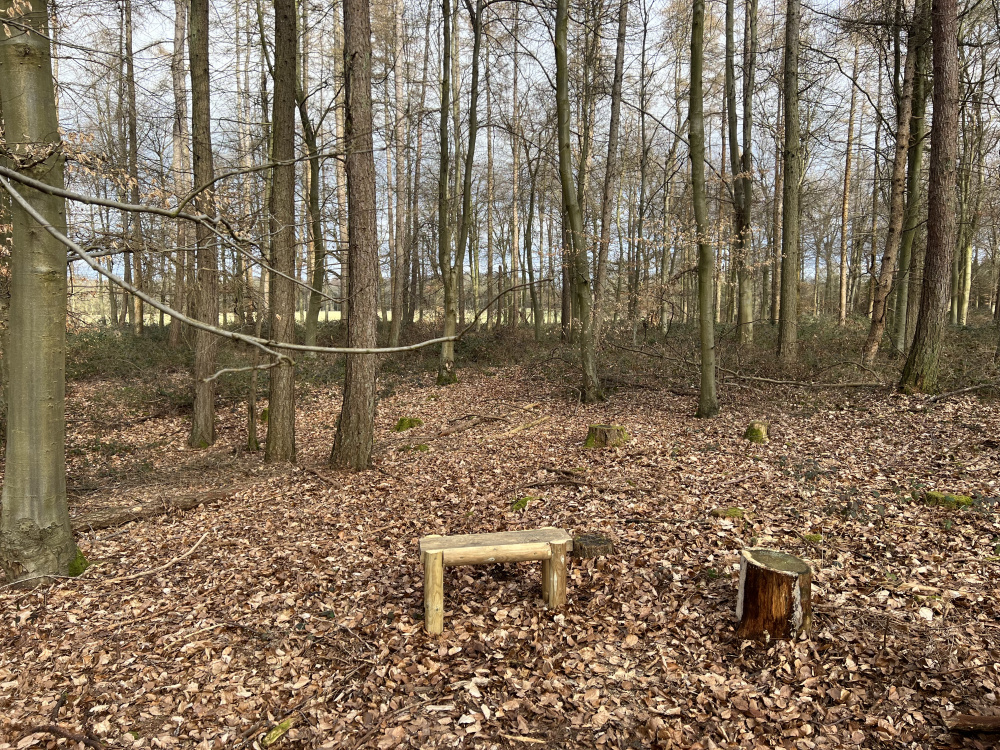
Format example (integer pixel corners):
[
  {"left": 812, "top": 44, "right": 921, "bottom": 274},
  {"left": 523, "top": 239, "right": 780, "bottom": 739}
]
[
  {"left": 423, "top": 550, "right": 444, "bottom": 634},
  {"left": 542, "top": 540, "right": 568, "bottom": 608}
]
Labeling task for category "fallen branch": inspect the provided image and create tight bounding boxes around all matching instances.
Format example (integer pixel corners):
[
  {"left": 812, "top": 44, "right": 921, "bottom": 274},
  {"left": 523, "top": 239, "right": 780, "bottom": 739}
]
[
  {"left": 102, "top": 532, "right": 209, "bottom": 584},
  {"left": 18, "top": 725, "right": 104, "bottom": 749},
  {"left": 500, "top": 415, "right": 551, "bottom": 437},
  {"left": 524, "top": 478, "right": 593, "bottom": 489},
  {"left": 305, "top": 468, "right": 340, "bottom": 486},
  {"left": 437, "top": 414, "right": 506, "bottom": 438},
  {"left": 610, "top": 342, "right": 885, "bottom": 389},
  {"left": 946, "top": 714, "right": 1000, "bottom": 733},
  {"left": 928, "top": 381, "right": 1000, "bottom": 403}
]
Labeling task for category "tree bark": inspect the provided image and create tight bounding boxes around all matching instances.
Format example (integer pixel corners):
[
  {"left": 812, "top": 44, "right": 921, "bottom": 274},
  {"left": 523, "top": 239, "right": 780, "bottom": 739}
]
[
  {"left": 899, "top": 0, "right": 959, "bottom": 393},
  {"left": 593, "top": 0, "right": 628, "bottom": 345},
  {"left": 555, "top": 0, "right": 603, "bottom": 403},
  {"left": 124, "top": 0, "right": 143, "bottom": 336},
  {"left": 777, "top": 0, "right": 801, "bottom": 366},
  {"left": 264, "top": 0, "right": 297, "bottom": 463},
  {"left": 690, "top": 0, "right": 718, "bottom": 417},
  {"left": 436, "top": 0, "right": 457, "bottom": 384},
  {"left": 330, "top": 0, "right": 378, "bottom": 470},
  {"left": 168, "top": 0, "right": 190, "bottom": 349},
  {"left": 187, "top": 0, "right": 219, "bottom": 448},
  {"left": 0, "top": 0, "right": 79, "bottom": 582},
  {"left": 893, "top": 0, "right": 930, "bottom": 351},
  {"left": 727, "top": 0, "right": 755, "bottom": 346},
  {"left": 862, "top": 25, "right": 916, "bottom": 366},
  {"left": 388, "top": 0, "right": 407, "bottom": 347},
  {"left": 839, "top": 47, "right": 858, "bottom": 327}
]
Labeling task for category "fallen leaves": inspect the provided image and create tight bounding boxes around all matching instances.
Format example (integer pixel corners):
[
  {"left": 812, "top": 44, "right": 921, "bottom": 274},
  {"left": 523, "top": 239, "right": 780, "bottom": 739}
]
[{"left": 2, "top": 370, "right": 1000, "bottom": 748}]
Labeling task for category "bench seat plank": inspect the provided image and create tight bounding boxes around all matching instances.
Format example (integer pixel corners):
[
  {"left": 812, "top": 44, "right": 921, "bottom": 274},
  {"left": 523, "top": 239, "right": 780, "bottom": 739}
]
[{"left": 420, "top": 528, "right": 573, "bottom": 566}]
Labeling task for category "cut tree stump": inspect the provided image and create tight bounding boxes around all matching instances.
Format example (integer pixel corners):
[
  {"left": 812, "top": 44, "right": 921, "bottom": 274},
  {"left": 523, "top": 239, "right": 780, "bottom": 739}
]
[
  {"left": 584, "top": 424, "right": 630, "bottom": 448},
  {"left": 572, "top": 533, "right": 613, "bottom": 558},
  {"left": 418, "top": 527, "right": 573, "bottom": 634},
  {"left": 743, "top": 421, "right": 769, "bottom": 443},
  {"left": 736, "top": 548, "right": 812, "bottom": 640}
]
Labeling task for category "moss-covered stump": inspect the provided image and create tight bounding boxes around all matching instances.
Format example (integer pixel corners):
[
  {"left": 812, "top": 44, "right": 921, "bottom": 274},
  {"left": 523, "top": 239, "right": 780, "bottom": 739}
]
[
  {"left": 393, "top": 417, "right": 424, "bottom": 432},
  {"left": 923, "top": 490, "right": 973, "bottom": 509},
  {"left": 744, "top": 421, "right": 769, "bottom": 444},
  {"left": 736, "top": 548, "right": 812, "bottom": 641},
  {"left": 710, "top": 506, "right": 745, "bottom": 519},
  {"left": 572, "top": 533, "right": 614, "bottom": 559},
  {"left": 584, "top": 424, "right": 630, "bottom": 448}
]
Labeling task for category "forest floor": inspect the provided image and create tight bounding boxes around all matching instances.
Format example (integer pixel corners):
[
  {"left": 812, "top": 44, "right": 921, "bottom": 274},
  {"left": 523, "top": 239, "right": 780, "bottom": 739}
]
[{"left": 3, "top": 329, "right": 1000, "bottom": 749}]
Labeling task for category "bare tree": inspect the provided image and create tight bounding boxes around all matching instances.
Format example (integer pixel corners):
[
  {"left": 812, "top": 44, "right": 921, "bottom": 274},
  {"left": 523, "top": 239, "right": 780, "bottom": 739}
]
[
  {"left": 265, "top": 0, "right": 297, "bottom": 463},
  {"left": 690, "top": 0, "right": 718, "bottom": 416},
  {"left": 187, "top": 0, "right": 220, "bottom": 448},
  {"left": 330, "top": 0, "right": 379, "bottom": 469},
  {"left": 900, "top": 0, "right": 959, "bottom": 392}
]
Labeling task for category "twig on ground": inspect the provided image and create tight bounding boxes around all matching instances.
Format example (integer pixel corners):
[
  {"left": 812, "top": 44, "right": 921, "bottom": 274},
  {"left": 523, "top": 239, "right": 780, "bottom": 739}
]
[
  {"left": 500, "top": 416, "right": 550, "bottom": 437},
  {"left": 18, "top": 725, "right": 104, "bottom": 749},
  {"left": 102, "top": 532, "right": 209, "bottom": 584},
  {"left": 928, "top": 380, "right": 1000, "bottom": 403}
]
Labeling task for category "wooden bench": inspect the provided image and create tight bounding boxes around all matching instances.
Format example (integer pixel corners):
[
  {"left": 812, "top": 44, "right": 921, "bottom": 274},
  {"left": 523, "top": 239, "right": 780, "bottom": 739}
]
[{"left": 418, "top": 527, "right": 574, "bottom": 634}]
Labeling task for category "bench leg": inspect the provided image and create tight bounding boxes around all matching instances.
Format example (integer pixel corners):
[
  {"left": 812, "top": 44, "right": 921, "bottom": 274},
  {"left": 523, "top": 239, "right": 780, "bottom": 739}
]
[
  {"left": 542, "top": 541, "right": 567, "bottom": 608},
  {"left": 424, "top": 550, "right": 444, "bottom": 634}
]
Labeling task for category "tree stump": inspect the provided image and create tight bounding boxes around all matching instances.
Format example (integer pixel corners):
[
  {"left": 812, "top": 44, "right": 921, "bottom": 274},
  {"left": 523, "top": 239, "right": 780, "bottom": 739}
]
[
  {"left": 584, "top": 424, "right": 630, "bottom": 448},
  {"left": 743, "top": 421, "right": 769, "bottom": 443},
  {"left": 572, "top": 533, "right": 613, "bottom": 558},
  {"left": 736, "top": 548, "right": 812, "bottom": 640}
]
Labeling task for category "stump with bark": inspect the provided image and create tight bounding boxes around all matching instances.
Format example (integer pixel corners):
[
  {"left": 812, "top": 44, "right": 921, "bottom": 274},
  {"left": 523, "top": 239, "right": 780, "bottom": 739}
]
[
  {"left": 743, "top": 421, "right": 769, "bottom": 443},
  {"left": 736, "top": 548, "right": 812, "bottom": 640},
  {"left": 584, "top": 424, "right": 630, "bottom": 448},
  {"left": 572, "top": 533, "right": 614, "bottom": 558}
]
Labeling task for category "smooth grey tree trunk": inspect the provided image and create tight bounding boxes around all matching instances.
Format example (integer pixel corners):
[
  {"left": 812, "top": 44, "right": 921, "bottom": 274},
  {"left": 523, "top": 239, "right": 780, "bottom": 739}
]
[{"left": 0, "top": 0, "right": 79, "bottom": 583}]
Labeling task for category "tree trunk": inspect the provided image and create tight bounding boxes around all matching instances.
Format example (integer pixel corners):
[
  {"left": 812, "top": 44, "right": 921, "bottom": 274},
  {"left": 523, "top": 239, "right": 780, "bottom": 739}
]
[
  {"left": 899, "top": 0, "right": 958, "bottom": 393},
  {"left": 555, "top": 0, "right": 603, "bottom": 403},
  {"left": 330, "top": 0, "right": 378, "bottom": 470},
  {"left": 839, "top": 47, "right": 858, "bottom": 326},
  {"left": 862, "top": 25, "right": 916, "bottom": 366},
  {"left": 169, "top": 0, "right": 190, "bottom": 349},
  {"left": 690, "top": 0, "right": 718, "bottom": 417},
  {"left": 187, "top": 0, "right": 219, "bottom": 448},
  {"left": 0, "top": 0, "right": 79, "bottom": 583},
  {"left": 770, "top": 93, "right": 782, "bottom": 324},
  {"left": 407, "top": 7, "right": 432, "bottom": 326},
  {"left": 388, "top": 0, "right": 407, "bottom": 346},
  {"left": 264, "top": 0, "right": 297, "bottom": 463},
  {"left": 436, "top": 0, "right": 457, "bottom": 384},
  {"left": 894, "top": 0, "right": 929, "bottom": 351},
  {"left": 726, "top": 0, "right": 755, "bottom": 346},
  {"left": 777, "top": 0, "right": 801, "bottom": 366},
  {"left": 124, "top": 0, "right": 144, "bottom": 336},
  {"left": 593, "top": 0, "right": 628, "bottom": 344}
]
